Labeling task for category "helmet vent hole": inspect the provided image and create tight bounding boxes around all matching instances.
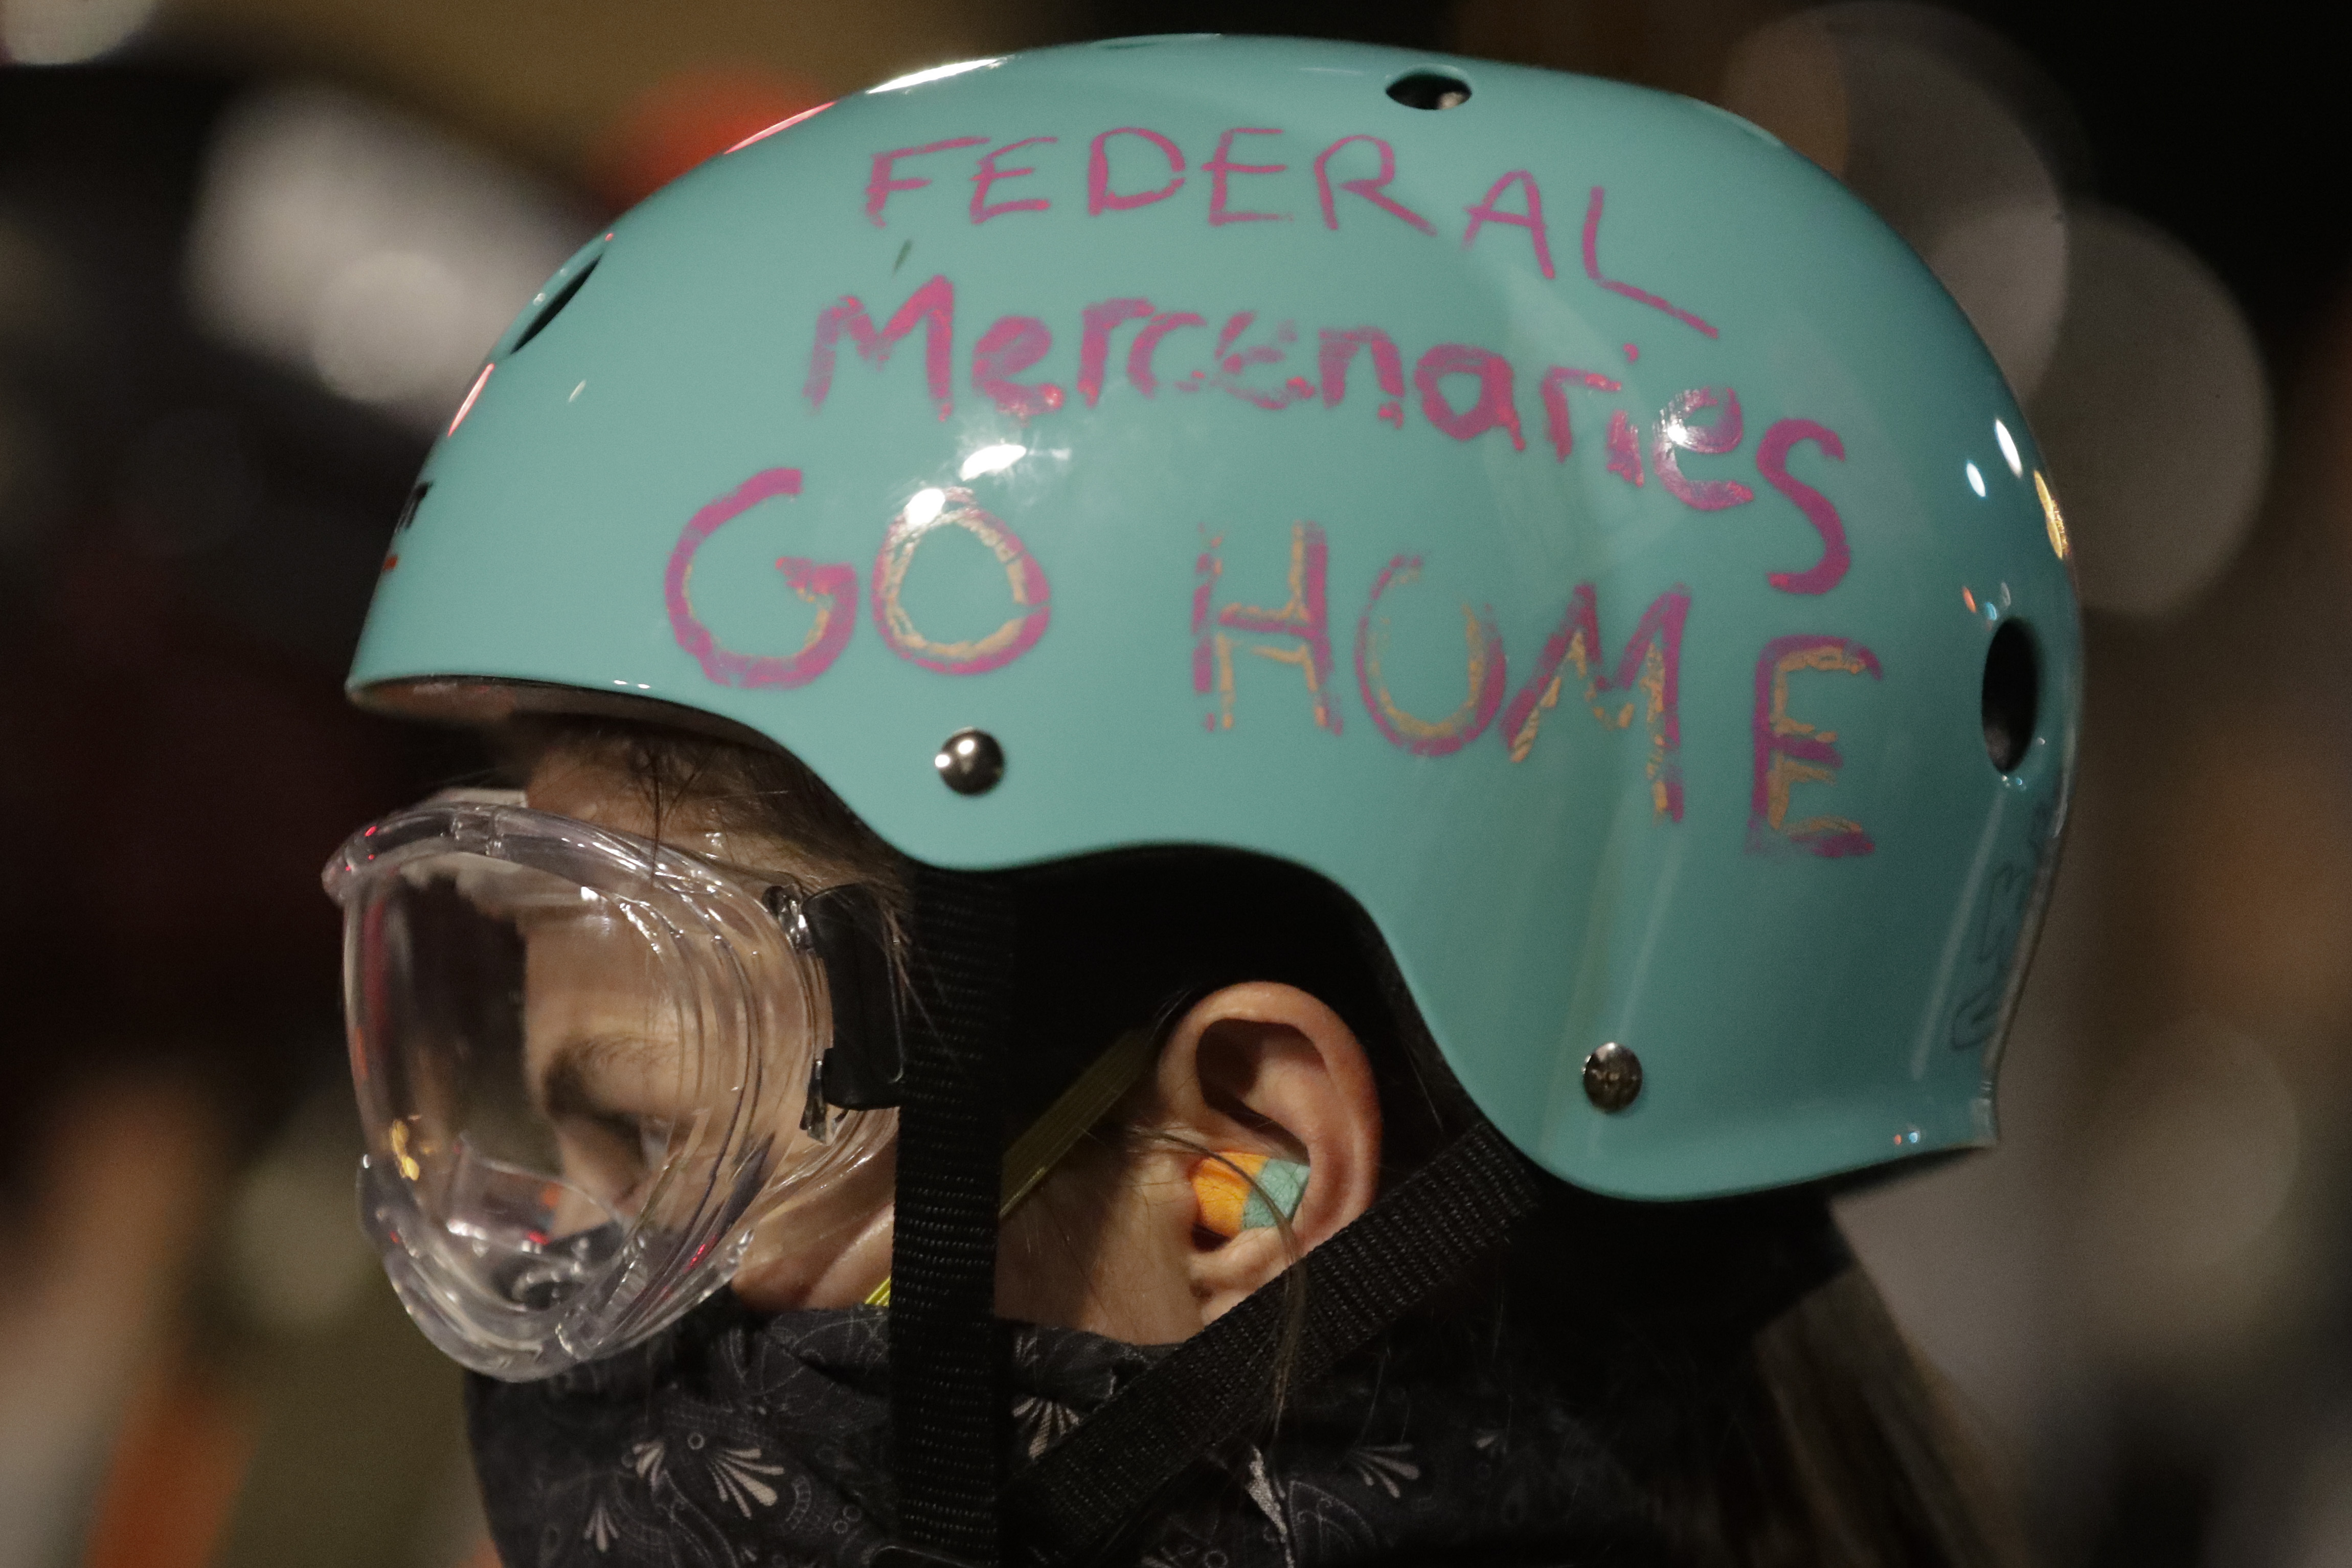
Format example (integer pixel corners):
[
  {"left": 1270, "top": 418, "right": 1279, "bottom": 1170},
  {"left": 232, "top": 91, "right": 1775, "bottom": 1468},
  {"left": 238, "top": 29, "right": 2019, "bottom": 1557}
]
[
  {"left": 511, "top": 257, "right": 599, "bottom": 354},
  {"left": 392, "top": 481, "right": 430, "bottom": 536},
  {"left": 1981, "top": 619, "right": 2038, "bottom": 774},
  {"left": 1387, "top": 71, "right": 1471, "bottom": 110}
]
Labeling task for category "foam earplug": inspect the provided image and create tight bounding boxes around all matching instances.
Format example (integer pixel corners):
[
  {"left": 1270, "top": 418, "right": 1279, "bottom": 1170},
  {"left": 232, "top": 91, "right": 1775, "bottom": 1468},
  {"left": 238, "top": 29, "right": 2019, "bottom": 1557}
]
[{"left": 1191, "top": 1152, "right": 1309, "bottom": 1239}]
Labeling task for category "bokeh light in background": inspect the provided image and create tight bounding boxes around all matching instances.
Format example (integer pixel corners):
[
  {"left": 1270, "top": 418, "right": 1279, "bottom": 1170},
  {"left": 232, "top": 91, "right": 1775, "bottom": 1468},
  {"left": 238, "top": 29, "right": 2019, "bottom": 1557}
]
[
  {"left": 1720, "top": 4, "right": 2274, "bottom": 620},
  {"left": 587, "top": 65, "right": 829, "bottom": 210},
  {"left": 1725, "top": 7, "right": 2071, "bottom": 396},
  {"left": 2033, "top": 208, "right": 2270, "bottom": 616},
  {"left": 5, "top": 0, "right": 2350, "bottom": 1564},
  {"left": 185, "top": 84, "right": 589, "bottom": 430},
  {"left": 2, "top": 0, "right": 162, "bottom": 64}
]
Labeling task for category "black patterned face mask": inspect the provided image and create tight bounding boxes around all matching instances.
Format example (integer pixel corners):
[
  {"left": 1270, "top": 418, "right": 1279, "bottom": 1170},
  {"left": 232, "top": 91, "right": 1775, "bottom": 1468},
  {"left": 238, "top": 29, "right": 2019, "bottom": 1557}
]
[{"left": 467, "top": 1294, "right": 1668, "bottom": 1568}]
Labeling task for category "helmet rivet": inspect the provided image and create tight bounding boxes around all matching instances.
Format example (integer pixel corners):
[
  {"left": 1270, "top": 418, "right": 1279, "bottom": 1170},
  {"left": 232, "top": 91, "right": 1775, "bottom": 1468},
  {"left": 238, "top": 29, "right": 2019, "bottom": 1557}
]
[
  {"left": 935, "top": 729, "right": 1005, "bottom": 795},
  {"left": 1582, "top": 1041, "right": 1642, "bottom": 1112}
]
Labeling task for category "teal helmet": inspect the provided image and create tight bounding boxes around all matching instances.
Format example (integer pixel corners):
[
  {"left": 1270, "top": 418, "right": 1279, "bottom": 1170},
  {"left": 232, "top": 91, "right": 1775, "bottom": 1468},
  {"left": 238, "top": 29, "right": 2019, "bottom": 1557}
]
[{"left": 350, "top": 34, "right": 2078, "bottom": 1203}]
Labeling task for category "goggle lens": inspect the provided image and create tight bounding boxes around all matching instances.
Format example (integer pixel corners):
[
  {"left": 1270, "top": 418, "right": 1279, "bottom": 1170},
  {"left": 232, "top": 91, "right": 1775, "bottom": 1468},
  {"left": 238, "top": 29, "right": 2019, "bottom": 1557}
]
[{"left": 326, "top": 801, "right": 890, "bottom": 1378}]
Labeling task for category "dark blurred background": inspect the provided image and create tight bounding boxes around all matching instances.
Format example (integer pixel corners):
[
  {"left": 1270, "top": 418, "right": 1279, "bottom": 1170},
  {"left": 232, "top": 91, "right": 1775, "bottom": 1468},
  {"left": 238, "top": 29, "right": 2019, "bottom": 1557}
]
[{"left": 1, "top": 2, "right": 2340, "bottom": 1564}]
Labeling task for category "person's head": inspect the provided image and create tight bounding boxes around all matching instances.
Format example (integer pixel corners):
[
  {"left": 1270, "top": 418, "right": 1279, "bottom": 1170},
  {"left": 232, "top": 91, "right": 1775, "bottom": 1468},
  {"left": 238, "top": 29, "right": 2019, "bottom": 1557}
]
[
  {"left": 322, "top": 34, "right": 2077, "bottom": 1568},
  {"left": 414, "top": 714, "right": 2020, "bottom": 1566}
]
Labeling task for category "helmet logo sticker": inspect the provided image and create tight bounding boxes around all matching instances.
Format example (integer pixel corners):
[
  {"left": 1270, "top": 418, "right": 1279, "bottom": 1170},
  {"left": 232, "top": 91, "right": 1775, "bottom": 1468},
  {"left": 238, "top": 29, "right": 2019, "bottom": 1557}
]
[
  {"left": 1750, "top": 634, "right": 1884, "bottom": 856},
  {"left": 665, "top": 467, "right": 858, "bottom": 691},
  {"left": 1194, "top": 523, "right": 1341, "bottom": 735}
]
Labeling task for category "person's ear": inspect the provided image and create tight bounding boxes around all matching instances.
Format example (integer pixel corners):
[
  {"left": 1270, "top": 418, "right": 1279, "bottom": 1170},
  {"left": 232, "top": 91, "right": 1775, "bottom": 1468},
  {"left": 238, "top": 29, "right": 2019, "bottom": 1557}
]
[{"left": 1149, "top": 982, "right": 1381, "bottom": 1324}]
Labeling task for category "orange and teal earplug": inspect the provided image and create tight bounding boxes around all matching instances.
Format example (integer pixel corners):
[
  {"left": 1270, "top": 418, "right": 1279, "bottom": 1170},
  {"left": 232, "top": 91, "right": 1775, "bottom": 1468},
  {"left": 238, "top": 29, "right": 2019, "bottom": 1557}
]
[{"left": 1191, "top": 1153, "right": 1309, "bottom": 1239}]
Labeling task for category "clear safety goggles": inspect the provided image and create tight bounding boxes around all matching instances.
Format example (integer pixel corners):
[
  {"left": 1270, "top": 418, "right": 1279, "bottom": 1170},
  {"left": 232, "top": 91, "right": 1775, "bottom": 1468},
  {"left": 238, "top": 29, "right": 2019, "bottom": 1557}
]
[{"left": 323, "top": 796, "right": 899, "bottom": 1379}]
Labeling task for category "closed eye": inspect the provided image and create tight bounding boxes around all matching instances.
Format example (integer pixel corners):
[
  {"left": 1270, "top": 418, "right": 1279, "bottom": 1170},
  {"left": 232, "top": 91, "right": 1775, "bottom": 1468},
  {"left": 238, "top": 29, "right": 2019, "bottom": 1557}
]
[{"left": 538, "top": 1037, "right": 675, "bottom": 1211}]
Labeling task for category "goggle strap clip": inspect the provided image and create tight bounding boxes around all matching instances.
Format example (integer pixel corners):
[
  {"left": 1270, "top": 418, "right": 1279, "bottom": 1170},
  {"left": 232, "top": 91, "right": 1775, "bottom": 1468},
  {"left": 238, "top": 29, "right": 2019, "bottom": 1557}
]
[{"left": 771, "top": 882, "right": 908, "bottom": 1110}]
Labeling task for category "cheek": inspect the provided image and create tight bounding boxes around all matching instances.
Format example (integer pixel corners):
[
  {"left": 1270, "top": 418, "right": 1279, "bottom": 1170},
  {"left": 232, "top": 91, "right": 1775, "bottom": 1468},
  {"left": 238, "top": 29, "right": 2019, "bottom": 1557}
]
[
  {"left": 999, "top": 1154, "right": 1207, "bottom": 1343},
  {"left": 1093, "top": 1171, "right": 1214, "bottom": 1341},
  {"left": 994, "top": 1171, "right": 1112, "bottom": 1326},
  {"left": 730, "top": 1149, "right": 896, "bottom": 1310},
  {"left": 1100, "top": 1170, "right": 1213, "bottom": 1335}
]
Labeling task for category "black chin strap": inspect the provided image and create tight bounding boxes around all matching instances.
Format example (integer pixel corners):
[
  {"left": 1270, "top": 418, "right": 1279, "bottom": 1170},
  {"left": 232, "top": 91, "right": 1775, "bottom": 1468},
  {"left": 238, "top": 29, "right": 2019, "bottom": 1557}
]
[
  {"left": 1006, "top": 1118, "right": 1542, "bottom": 1568},
  {"left": 883, "top": 866, "right": 1014, "bottom": 1567}
]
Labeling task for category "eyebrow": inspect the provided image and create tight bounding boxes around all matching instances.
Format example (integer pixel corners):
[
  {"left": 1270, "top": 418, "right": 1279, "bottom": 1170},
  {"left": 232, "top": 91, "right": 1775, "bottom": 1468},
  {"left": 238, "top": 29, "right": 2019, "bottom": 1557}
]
[{"left": 535, "top": 1033, "right": 663, "bottom": 1125}]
